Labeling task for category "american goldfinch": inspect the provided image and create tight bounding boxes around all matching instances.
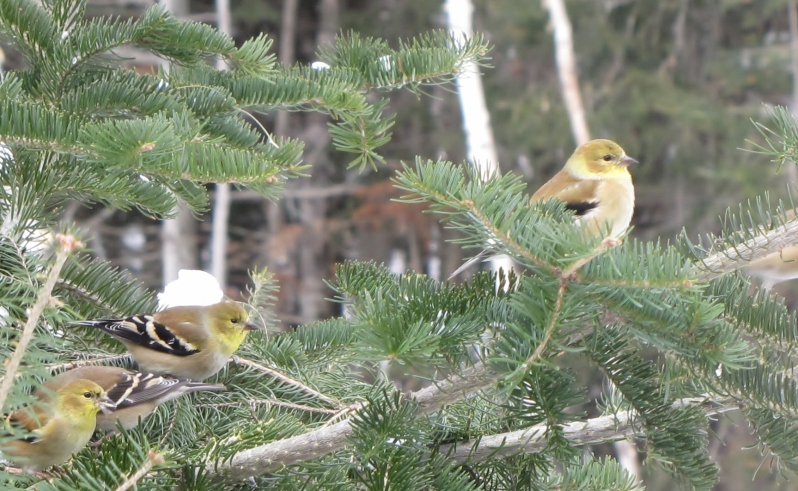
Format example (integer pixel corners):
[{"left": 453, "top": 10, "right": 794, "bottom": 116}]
[
  {"left": 2, "top": 379, "right": 112, "bottom": 471},
  {"left": 451, "top": 139, "right": 637, "bottom": 277},
  {"left": 744, "top": 245, "right": 798, "bottom": 290},
  {"left": 74, "top": 300, "right": 257, "bottom": 381},
  {"left": 529, "top": 139, "right": 637, "bottom": 238},
  {"left": 38, "top": 366, "right": 226, "bottom": 432}
]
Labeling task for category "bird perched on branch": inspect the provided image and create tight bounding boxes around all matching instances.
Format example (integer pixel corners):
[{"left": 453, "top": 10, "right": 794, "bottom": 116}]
[
  {"left": 451, "top": 139, "right": 638, "bottom": 278},
  {"left": 528, "top": 139, "right": 637, "bottom": 238},
  {"left": 38, "top": 366, "right": 226, "bottom": 431},
  {"left": 2, "top": 379, "right": 112, "bottom": 471},
  {"left": 74, "top": 300, "right": 258, "bottom": 381}
]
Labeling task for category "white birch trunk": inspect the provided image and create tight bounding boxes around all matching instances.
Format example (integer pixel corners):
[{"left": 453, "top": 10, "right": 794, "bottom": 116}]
[
  {"left": 543, "top": 0, "right": 590, "bottom": 145},
  {"left": 445, "top": 0, "right": 513, "bottom": 276},
  {"left": 210, "top": 0, "right": 233, "bottom": 287}
]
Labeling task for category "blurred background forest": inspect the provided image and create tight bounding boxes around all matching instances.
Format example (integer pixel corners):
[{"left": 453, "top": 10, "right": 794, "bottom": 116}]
[{"left": 3, "top": 0, "right": 798, "bottom": 489}]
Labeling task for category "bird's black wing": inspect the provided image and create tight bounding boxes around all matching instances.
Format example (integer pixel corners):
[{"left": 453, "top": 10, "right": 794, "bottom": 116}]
[
  {"left": 74, "top": 316, "right": 200, "bottom": 356},
  {"left": 565, "top": 201, "right": 599, "bottom": 216}
]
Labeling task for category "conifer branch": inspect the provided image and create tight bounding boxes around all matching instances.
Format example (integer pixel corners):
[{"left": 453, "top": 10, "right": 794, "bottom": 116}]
[
  {"left": 694, "top": 220, "right": 798, "bottom": 282},
  {"left": 461, "top": 199, "right": 555, "bottom": 273},
  {"left": 518, "top": 279, "right": 566, "bottom": 376},
  {"left": 113, "top": 451, "right": 164, "bottom": 491},
  {"left": 438, "top": 398, "right": 739, "bottom": 465},
  {"left": 231, "top": 355, "right": 345, "bottom": 409},
  {"left": 214, "top": 362, "right": 495, "bottom": 479},
  {"left": 0, "top": 233, "right": 81, "bottom": 411},
  {"left": 47, "top": 354, "right": 131, "bottom": 372}
]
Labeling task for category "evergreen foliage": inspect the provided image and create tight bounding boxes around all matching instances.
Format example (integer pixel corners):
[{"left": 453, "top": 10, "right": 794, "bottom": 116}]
[{"left": 2, "top": 1, "right": 798, "bottom": 490}]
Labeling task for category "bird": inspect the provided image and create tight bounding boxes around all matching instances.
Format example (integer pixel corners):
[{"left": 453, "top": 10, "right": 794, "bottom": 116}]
[
  {"left": 73, "top": 300, "right": 258, "bottom": 381},
  {"left": 743, "top": 246, "right": 798, "bottom": 290},
  {"left": 450, "top": 139, "right": 637, "bottom": 278},
  {"left": 2, "top": 379, "right": 112, "bottom": 471},
  {"left": 37, "top": 366, "right": 226, "bottom": 432}
]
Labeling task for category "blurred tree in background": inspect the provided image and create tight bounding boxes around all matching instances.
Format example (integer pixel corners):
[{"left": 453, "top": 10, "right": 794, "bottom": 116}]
[{"left": 5, "top": 0, "right": 798, "bottom": 490}]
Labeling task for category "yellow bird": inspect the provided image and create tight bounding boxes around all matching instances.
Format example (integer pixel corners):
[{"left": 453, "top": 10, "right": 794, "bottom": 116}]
[
  {"left": 451, "top": 139, "right": 637, "bottom": 277},
  {"left": 2, "top": 379, "right": 113, "bottom": 471},
  {"left": 38, "top": 366, "right": 226, "bottom": 432},
  {"left": 74, "top": 301, "right": 258, "bottom": 381},
  {"left": 529, "top": 139, "right": 637, "bottom": 238}
]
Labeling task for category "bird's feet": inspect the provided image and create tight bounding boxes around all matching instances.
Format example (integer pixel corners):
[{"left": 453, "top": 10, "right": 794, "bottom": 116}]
[{"left": 601, "top": 237, "right": 623, "bottom": 248}]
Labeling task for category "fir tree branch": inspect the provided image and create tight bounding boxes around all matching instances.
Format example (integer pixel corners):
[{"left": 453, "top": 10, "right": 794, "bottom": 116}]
[
  {"left": 113, "top": 451, "right": 164, "bottom": 491},
  {"left": 213, "top": 362, "right": 496, "bottom": 479},
  {"left": 47, "top": 354, "right": 132, "bottom": 372},
  {"left": 437, "top": 397, "right": 739, "bottom": 465},
  {"left": 0, "top": 233, "right": 81, "bottom": 411},
  {"left": 195, "top": 398, "right": 341, "bottom": 415},
  {"left": 460, "top": 198, "right": 555, "bottom": 274},
  {"left": 694, "top": 220, "right": 798, "bottom": 282},
  {"left": 231, "top": 355, "right": 345, "bottom": 409},
  {"left": 518, "top": 279, "right": 566, "bottom": 376}
]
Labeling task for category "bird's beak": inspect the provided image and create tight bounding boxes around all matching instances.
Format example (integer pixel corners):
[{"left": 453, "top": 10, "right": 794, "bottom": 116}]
[
  {"left": 244, "top": 322, "right": 259, "bottom": 331},
  {"left": 620, "top": 155, "right": 638, "bottom": 167}
]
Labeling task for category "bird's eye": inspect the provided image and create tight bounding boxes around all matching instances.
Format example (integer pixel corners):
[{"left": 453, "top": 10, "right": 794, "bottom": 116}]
[
  {"left": 603, "top": 155, "right": 613, "bottom": 162},
  {"left": 231, "top": 318, "right": 239, "bottom": 323},
  {"left": 83, "top": 392, "right": 93, "bottom": 399}
]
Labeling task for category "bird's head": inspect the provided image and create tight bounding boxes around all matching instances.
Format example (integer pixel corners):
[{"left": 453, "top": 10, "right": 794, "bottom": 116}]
[
  {"left": 207, "top": 301, "right": 258, "bottom": 353},
  {"left": 57, "top": 379, "right": 113, "bottom": 421},
  {"left": 564, "top": 139, "right": 637, "bottom": 179}
]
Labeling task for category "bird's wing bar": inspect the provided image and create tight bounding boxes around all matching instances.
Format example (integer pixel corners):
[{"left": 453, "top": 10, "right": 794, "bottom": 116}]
[
  {"left": 76, "top": 317, "right": 200, "bottom": 356},
  {"left": 107, "top": 373, "right": 180, "bottom": 408}
]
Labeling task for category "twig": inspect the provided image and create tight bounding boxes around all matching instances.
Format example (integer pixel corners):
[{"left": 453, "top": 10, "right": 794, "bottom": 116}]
[
  {"left": 194, "top": 399, "right": 341, "bottom": 415},
  {"left": 560, "top": 237, "right": 618, "bottom": 279},
  {"left": 437, "top": 397, "right": 739, "bottom": 465},
  {"left": 231, "top": 356, "right": 345, "bottom": 409},
  {"left": 113, "top": 451, "right": 164, "bottom": 491},
  {"left": 0, "top": 234, "right": 81, "bottom": 411},
  {"left": 47, "top": 354, "right": 131, "bottom": 372},
  {"left": 320, "top": 402, "right": 363, "bottom": 428},
  {"left": 213, "top": 362, "right": 496, "bottom": 479}
]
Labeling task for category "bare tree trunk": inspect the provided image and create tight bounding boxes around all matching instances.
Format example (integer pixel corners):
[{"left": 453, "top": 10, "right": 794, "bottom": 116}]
[
  {"left": 290, "top": 0, "right": 337, "bottom": 324},
  {"left": 210, "top": 0, "right": 233, "bottom": 287},
  {"left": 542, "top": 0, "right": 590, "bottom": 145},
  {"left": 787, "top": 1, "right": 798, "bottom": 183},
  {"left": 445, "top": 0, "right": 513, "bottom": 276},
  {"left": 275, "top": 0, "right": 298, "bottom": 137},
  {"left": 263, "top": 0, "right": 299, "bottom": 328},
  {"left": 160, "top": 0, "right": 198, "bottom": 287}
]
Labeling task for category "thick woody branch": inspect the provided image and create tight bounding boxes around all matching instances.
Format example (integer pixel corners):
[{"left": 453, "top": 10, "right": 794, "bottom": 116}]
[
  {"left": 693, "top": 220, "right": 798, "bottom": 282},
  {"left": 214, "top": 362, "right": 496, "bottom": 479},
  {"left": 437, "top": 398, "right": 739, "bottom": 465}
]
